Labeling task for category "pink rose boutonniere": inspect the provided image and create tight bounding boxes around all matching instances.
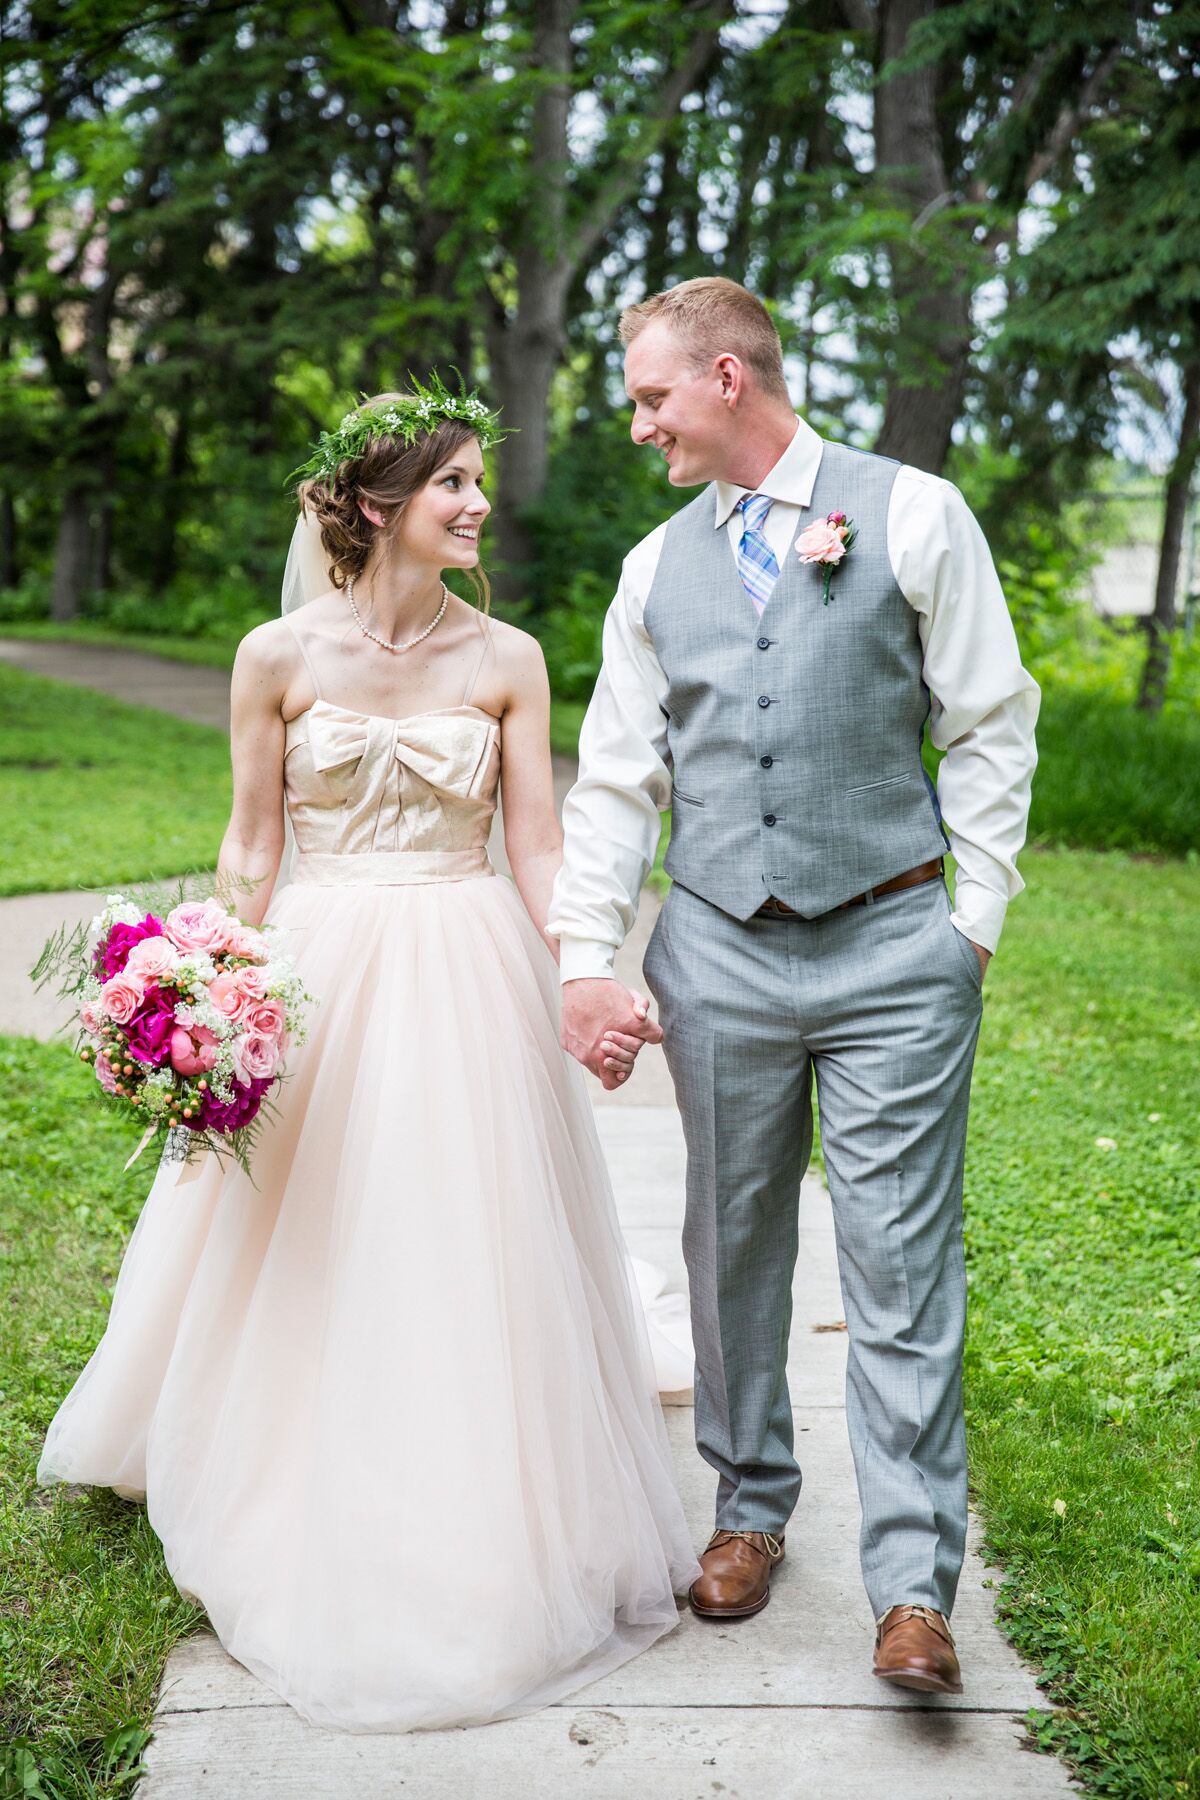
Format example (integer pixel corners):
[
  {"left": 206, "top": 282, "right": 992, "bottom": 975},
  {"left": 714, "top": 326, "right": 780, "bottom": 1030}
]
[{"left": 795, "top": 509, "right": 857, "bottom": 605}]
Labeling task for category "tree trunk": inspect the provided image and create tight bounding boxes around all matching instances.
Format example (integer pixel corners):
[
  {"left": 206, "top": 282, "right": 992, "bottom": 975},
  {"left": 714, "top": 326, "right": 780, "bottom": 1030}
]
[
  {"left": 1137, "top": 356, "right": 1200, "bottom": 715},
  {"left": 51, "top": 485, "right": 93, "bottom": 621},
  {"left": 152, "top": 396, "right": 193, "bottom": 590},
  {"left": 872, "top": 0, "right": 972, "bottom": 473},
  {"left": 487, "top": 0, "right": 574, "bottom": 607},
  {"left": 0, "top": 491, "right": 16, "bottom": 588},
  {"left": 488, "top": 279, "right": 572, "bottom": 606}
]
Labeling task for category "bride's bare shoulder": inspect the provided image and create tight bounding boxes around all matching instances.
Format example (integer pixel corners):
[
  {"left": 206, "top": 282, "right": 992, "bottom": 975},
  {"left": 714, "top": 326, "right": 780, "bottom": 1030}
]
[
  {"left": 478, "top": 615, "right": 548, "bottom": 705},
  {"left": 232, "top": 617, "right": 307, "bottom": 703}
]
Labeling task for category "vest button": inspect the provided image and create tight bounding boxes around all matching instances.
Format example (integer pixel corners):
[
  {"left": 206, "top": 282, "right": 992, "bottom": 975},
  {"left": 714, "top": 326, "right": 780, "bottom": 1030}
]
[
  {"left": 757, "top": 695, "right": 771, "bottom": 708},
  {"left": 760, "top": 755, "right": 773, "bottom": 768},
  {"left": 763, "top": 813, "right": 777, "bottom": 827},
  {"left": 756, "top": 636, "right": 770, "bottom": 650}
]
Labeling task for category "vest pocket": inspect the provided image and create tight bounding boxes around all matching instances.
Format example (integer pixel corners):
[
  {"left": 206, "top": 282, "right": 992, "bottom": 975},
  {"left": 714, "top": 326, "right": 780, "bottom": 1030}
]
[
  {"left": 671, "top": 785, "right": 705, "bottom": 806},
  {"left": 844, "top": 770, "right": 914, "bottom": 797}
]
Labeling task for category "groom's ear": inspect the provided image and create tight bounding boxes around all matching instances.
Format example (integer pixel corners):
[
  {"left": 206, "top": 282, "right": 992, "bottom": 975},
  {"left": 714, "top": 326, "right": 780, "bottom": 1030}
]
[{"left": 715, "top": 353, "right": 744, "bottom": 404}]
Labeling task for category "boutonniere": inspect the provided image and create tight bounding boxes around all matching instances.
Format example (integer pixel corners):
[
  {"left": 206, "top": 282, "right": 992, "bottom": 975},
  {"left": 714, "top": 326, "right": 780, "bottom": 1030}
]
[{"left": 795, "top": 510, "right": 857, "bottom": 604}]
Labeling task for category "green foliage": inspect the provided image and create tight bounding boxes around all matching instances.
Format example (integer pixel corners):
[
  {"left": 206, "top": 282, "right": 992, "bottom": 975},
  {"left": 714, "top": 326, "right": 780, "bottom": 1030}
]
[{"left": 0, "top": 668, "right": 232, "bottom": 896}]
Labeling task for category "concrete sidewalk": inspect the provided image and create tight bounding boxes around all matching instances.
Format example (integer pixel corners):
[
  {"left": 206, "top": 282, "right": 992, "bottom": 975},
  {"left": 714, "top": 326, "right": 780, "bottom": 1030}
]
[
  {"left": 136, "top": 1104, "right": 1073, "bottom": 1799},
  {"left": 0, "top": 637, "right": 233, "bottom": 729}
]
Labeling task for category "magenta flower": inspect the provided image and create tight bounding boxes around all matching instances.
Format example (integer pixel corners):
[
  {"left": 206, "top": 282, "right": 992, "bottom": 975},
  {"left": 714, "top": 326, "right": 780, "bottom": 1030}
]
[
  {"left": 192, "top": 1076, "right": 272, "bottom": 1136},
  {"left": 98, "top": 916, "right": 165, "bottom": 979},
  {"left": 125, "top": 988, "right": 178, "bottom": 1066}
]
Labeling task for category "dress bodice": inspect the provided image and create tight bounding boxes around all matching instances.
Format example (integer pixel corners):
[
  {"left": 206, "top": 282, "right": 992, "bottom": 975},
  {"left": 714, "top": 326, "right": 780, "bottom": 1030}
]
[
  {"left": 284, "top": 701, "right": 501, "bottom": 886},
  {"left": 280, "top": 611, "right": 502, "bottom": 888}
]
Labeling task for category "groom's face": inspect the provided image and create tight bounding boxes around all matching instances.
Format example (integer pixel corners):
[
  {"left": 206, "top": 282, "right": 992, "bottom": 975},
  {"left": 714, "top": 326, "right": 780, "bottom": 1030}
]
[{"left": 624, "top": 322, "right": 730, "bottom": 488}]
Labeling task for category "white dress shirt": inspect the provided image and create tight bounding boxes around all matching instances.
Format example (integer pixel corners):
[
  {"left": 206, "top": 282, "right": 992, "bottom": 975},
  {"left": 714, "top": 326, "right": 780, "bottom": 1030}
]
[{"left": 547, "top": 416, "right": 1040, "bottom": 981}]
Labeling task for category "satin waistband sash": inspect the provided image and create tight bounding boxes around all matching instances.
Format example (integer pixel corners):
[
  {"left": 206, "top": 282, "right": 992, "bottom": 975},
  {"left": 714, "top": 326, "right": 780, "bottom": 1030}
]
[{"left": 292, "top": 849, "right": 494, "bottom": 887}]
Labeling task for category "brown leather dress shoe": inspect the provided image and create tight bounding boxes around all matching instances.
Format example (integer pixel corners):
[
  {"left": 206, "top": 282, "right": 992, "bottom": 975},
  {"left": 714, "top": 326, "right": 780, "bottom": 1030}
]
[
  {"left": 873, "top": 1604, "right": 963, "bottom": 1694},
  {"left": 688, "top": 1529, "right": 785, "bottom": 1620}
]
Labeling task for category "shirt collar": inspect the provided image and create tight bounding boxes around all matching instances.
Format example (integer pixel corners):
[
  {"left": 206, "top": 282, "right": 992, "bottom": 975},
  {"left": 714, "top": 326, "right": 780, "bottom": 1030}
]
[{"left": 713, "top": 415, "right": 824, "bottom": 530}]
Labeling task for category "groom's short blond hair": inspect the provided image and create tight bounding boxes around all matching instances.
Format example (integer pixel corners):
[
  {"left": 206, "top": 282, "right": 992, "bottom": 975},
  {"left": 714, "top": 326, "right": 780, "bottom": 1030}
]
[{"left": 619, "top": 278, "right": 790, "bottom": 404}]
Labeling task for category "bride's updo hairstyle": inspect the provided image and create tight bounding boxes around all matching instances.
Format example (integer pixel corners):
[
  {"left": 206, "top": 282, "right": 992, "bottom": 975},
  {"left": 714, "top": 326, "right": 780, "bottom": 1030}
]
[{"left": 292, "top": 383, "right": 504, "bottom": 612}]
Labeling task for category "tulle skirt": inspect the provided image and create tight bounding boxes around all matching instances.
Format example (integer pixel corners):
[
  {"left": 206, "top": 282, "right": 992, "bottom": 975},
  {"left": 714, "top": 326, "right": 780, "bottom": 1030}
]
[{"left": 37, "top": 871, "right": 700, "bottom": 1732}]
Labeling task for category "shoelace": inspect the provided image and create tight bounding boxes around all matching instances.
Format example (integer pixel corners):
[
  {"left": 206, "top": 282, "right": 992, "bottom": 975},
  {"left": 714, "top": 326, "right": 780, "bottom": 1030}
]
[
  {"left": 707, "top": 1529, "right": 784, "bottom": 1560},
  {"left": 876, "top": 1603, "right": 956, "bottom": 1646}
]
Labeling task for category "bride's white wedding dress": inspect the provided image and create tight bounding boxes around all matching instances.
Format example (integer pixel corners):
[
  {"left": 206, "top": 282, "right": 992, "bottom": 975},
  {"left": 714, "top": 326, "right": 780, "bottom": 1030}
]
[{"left": 37, "top": 617, "right": 699, "bottom": 1734}]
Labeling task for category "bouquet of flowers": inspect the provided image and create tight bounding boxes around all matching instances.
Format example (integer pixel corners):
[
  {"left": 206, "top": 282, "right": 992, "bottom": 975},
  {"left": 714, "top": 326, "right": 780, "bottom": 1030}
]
[{"left": 35, "top": 890, "right": 311, "bottom": 1177}]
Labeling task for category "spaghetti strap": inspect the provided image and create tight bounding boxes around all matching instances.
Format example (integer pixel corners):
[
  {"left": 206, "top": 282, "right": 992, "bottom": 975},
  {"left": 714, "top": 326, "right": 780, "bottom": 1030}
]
[
  {"left": 461, "top": 616, "right": 493, "bottom": 709},
  {"left": 283, "top": 613, "right": 324, "bottom": 702}
]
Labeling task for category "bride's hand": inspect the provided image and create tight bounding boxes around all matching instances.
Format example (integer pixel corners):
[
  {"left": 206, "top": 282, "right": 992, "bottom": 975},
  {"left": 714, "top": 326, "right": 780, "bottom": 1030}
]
[{"left": 600, "top": 1029, "right": 647, "bottom": 1085}]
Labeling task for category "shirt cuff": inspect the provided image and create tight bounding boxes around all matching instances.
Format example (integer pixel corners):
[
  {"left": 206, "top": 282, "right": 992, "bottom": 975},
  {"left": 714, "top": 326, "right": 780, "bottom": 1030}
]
[
  {"left": 557, "top": 939, "right": 618, "bottom": 983},
  {"left": 948, "top": 877, "right": 1008, "bottom": 955}
]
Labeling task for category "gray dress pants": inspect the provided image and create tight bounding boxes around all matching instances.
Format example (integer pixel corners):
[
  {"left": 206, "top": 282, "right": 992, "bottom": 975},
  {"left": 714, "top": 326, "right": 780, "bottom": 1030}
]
[{"left": 642, "top": 874, "right": 983, "bottom": 1618}]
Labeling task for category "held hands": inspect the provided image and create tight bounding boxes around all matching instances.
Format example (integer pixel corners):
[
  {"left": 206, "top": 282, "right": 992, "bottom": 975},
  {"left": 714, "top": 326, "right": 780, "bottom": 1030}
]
[{"left": 561, "top": 977, "right": 664, "bottom": 1091}]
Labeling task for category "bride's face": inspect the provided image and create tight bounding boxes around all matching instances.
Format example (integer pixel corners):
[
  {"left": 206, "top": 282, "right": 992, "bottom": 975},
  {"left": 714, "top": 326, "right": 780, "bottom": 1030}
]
[{"left": 394, "top": 440, "right": 490, "bottom": 571}]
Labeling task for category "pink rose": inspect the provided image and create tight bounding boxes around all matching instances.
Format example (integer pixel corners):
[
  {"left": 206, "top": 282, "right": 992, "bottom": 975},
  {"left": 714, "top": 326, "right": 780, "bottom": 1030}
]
[
  {"left": 207, "top": 973, "right": 249, "bottom": 1022},
  {"left": 169, "top": 1023, "right": 220, "bottom": 1074},
  {"left": 95, "top": 1055, "right": 119, "bottom": 1094},
  {"left": 224, "top": 924, "right": 269, "bottom": 962},
  {"left": 99, "top": 972, "right": 145, "bottom": 1023},
  {"left": 232, "top": 965, "right": 270, "bottom": 1003},
  {"left": 232, "top": 1030, "right": 279, "bottom": 1084},
  {"left": 79, "top": 998, "right": 102, "bottom": 1035},
  {"left": 795, "top": 520, "right": 848, "bottom": 566},
  {"left": 164, "top": 899, "right": 233, "bottom": 954},
  {"left": 124, "top": 935, "right": 181, "bottom": 983},
  {"left": 244, "top": 997, "right": 286, "bottom": 1041}
]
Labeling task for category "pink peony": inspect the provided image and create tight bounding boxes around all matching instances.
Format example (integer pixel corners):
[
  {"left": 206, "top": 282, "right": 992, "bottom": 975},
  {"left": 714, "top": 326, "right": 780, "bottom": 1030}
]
[
  {"left": 244, "top": 997, "right": 286, "bottom": 1041},
  {"left": 99, "top": 971, "right": 145, "bottom": 1023},
  {"left": 164, "top": 899, "right": 233, "bottom": 955},
  {"left": 224, "top": 923, "right": 269, "bottom": 962},
  {"left": 195, "top": 1075, "right": 271, "bottom": 1135},
  {"left": 207, "top": 973, "right": 249, "bottom": 1022},
  {"left": 124, "top": 935, "right": 181, "bottom": 983},
  {"left": 795, "top": 519, "right": 848, "bottom": 566},
  {"left": 169, "top": 1023, "right": 220, "bottom": 1074},
  {"left": 125, "top": 990, "right": 178, "bottom": 1066},
  {"left": 232, "top": 1031, "right": 279, "bottom": 1084},
  {"left": 95, "top": 1055, "right": 120, "bottom": 1094},
  {"left": 232, "top": 964, "right": 270, "bottom": 1003}
]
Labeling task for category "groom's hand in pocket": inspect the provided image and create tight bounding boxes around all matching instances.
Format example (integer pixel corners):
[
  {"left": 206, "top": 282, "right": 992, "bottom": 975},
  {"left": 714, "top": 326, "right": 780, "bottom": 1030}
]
[{"left": 561, "top": 978, "right": 663, "bottom": 1090}]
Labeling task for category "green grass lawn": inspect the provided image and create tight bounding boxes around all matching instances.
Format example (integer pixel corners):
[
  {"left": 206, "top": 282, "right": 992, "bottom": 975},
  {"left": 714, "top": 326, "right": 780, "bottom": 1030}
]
[
  {"left": 964, "top": 849, "right": 1200, "bottom": 1797},
  {"left": 0, "top": 1042, "right": 205, "bottom": 1797},
  {"left": 1, "top": 848, "right": 1196, "bottom": 1797},
  {"left": 0, "top": 667, "right": 232, "bottom": 897}
]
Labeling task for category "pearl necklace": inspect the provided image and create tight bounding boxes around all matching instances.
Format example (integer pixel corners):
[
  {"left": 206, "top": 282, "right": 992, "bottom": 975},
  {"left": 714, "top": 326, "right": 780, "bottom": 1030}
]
[{"left": 346, "top": 575, "right": 449, "bottom": 654}]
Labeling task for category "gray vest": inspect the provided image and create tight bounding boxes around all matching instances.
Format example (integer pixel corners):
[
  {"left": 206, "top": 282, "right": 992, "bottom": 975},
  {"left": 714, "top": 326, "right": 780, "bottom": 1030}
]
[{"left": 643, "top": 438, "right": 948, "bottom": 920}]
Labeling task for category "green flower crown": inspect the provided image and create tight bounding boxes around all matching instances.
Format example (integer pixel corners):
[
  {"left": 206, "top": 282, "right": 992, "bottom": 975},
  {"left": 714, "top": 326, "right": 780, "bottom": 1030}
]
[{"left": 286, "top": 373, "right": 506, "bottom": 488}]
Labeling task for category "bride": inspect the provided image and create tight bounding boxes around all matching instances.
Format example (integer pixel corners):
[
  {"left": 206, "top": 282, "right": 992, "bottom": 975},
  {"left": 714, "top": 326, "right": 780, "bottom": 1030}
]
[{"left": 37, "top": 383, "right": 700, "bottom": 1733}]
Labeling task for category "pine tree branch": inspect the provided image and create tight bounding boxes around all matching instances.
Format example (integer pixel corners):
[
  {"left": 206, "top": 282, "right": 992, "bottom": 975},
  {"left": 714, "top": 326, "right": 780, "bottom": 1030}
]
[{"left": 562, "top": 0, "right": 735, "bottom": 284}]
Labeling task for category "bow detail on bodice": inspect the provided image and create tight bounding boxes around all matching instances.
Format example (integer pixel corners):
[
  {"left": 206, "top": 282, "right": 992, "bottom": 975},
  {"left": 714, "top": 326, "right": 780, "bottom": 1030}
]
[
  {"left": 285, "top": 700, "right": 501, "bottom": 859},
  {"left": 304, "top": 702, "right": 499, "bottom": 798}
]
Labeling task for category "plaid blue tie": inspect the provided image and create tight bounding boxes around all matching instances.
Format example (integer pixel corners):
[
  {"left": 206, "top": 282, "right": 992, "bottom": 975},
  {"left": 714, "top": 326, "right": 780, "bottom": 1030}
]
[{"left": 736, "top": 493, "right": 779, "bottom": 614}]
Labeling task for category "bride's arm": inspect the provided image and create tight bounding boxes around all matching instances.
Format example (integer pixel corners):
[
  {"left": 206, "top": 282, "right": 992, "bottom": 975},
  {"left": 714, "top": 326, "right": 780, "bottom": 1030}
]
[
  {"left": 216, "top": 624, "right": 289, "bottom": 926},
  {"left": 494, "top": 627, "right": 563, "bottom": 957},
  {"left": 497, "top": 627, "right": 648, "bottom": 1088}
]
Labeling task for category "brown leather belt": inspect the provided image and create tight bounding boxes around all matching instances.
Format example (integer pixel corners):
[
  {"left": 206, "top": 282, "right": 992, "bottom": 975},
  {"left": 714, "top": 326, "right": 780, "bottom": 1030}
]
[{"left": 757, "top": 858, "right": 944, "bottom": 919}]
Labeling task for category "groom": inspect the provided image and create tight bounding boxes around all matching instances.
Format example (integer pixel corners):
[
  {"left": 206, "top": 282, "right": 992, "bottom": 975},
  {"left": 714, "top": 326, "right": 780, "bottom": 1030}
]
[{"left": 547, "top": 277, "right": 1038, "bottom": 1692}]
